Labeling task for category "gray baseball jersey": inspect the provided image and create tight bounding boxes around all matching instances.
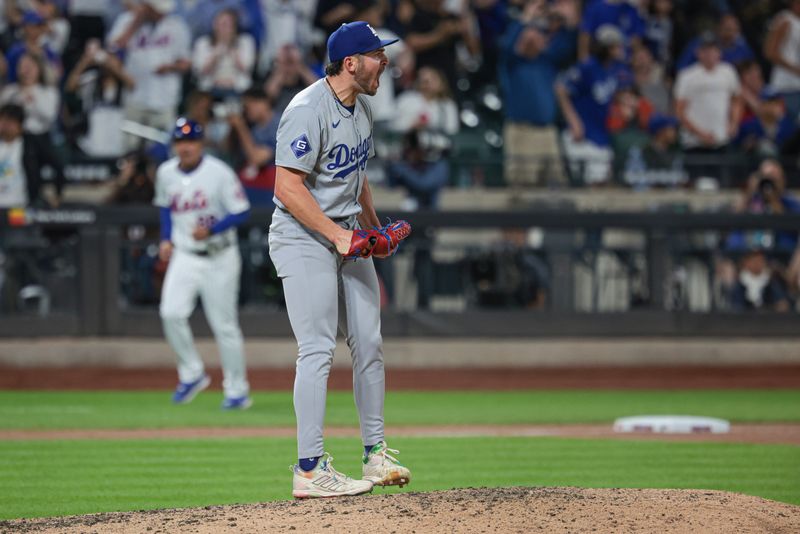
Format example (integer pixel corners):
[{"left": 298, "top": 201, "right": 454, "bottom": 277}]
[
  {"left": 273, "top": 78, "right": 376, "bottom": 219},
  {"left": 270, "top": 77, "right": 386, "bottom": 460}
]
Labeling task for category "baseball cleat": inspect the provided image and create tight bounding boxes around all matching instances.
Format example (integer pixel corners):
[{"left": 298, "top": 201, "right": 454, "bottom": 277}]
[
  {"left": 292, "top": 453, "right": 373, "bottom": 499},
  {"left": 222, "top": 396, "right": 253, "bottom": 410},
  {"left": 171, "top": 374, "right": 211, "bottom": 404},
  {"left": 362, "top": 441, "right": 411, "bottom": 488}
]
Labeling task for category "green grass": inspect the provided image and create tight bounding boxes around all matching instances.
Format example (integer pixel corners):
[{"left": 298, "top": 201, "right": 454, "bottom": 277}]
[
  {"left": 1, "top": 389, "right": 799, "bottom": 430},
  {"left": 1, "top": 436, "right": 798, "bottom": 519},
  {"left": 1, "top": 389, "right": 798, "bottom": 519}
]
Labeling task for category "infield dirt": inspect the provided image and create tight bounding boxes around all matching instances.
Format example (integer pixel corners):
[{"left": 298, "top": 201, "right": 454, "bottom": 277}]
[{"left": 3, "top": 487, "right": 799, "bottom": 533}]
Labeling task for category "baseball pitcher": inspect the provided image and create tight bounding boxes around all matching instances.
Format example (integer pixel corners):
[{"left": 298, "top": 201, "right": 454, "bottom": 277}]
[{"left": 269, "top": 21, "right": 412, "bottom": 498}]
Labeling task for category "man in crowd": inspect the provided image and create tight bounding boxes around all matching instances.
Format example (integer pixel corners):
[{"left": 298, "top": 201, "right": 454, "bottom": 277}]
[
  {"left": 676, "top": 13, "right": 753, "bottom": 70},
  {"left": 623, "top": 114, "right": 687, "bottom": 188},
  {"left": 556, "top": 24, "right": 630, "bottom": 185},
  {"left": 736, "top": 86, "right": 797, "bottom": 159},
  {"left": 0, "top": 104, "right": 42, "bottom": 208},
  {"left": 403, "top": 0, "right": 479, "bottom": 92},
  {"left": 499, "top": 0, "right": 576, "bottom": 187},
  {"left": 765, "top": 0, "right": 800, "bottom": 121},
  {"left": 674, "top": 31, "right": 741, "bottom": 181},
  {"left": 107, "top": 0, "right": 191, "bottom": 150},
  {"left": 263, "top": 43, "right": 319, "bottom": 114},
  {"left": 228, "top": 88, "right": 280, "bottom": 205},
  {"left": 722, "top": 159, "right": 800, "bottom": 311},
  {"left": 578, "top": 0, "right": 644, "bottom": 61},
  {"left": 5, "top": 11, "right": 61, "bottom": 84}
]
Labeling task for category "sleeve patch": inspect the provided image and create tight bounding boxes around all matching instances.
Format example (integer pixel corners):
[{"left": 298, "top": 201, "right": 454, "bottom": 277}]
[{"left": 291, "top": 134, "right": 312, "bottom": 158}]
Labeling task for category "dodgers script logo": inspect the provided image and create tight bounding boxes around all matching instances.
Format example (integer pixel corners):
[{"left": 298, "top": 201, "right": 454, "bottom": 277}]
[{"left": 325, "top": 136, "right": 372, "bottom": 180}]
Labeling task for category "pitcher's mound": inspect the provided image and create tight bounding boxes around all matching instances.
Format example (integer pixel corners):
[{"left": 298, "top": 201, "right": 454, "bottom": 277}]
[{"left": 5, "top": 487, "right": 799, "bottom": 533}]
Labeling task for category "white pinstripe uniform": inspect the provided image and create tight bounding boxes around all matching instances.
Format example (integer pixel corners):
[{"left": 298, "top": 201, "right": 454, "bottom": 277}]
[{"left": 154, "top": 155, "right": 251, "bottom": 400}]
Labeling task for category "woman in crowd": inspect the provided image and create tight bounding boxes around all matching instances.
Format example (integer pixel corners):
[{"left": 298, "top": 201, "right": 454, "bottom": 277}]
[
  {"left": 0, "top": 52, "right": 64, "bottom": 202},
  {"left": 63, "top": 38, "right": 133, "bottom": 157},
  {"left": 192, "top": 8, "right": 256, "bottom": 98},
  {"left": 391, "top": 66, "right": 459, "bottom": 136}
]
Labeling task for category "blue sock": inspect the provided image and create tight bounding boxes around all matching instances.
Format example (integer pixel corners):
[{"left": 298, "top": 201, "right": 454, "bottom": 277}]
[
  {"left": 299, "top": 456, "right": 320, "bottom": 472},
  {"left": 364, "top": 444, "right": 376, "bottom": 456}
]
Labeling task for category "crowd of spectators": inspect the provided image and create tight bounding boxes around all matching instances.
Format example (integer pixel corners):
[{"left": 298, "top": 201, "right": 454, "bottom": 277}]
[
  {"left": 1, "top": 0, "right": 800, "bottom": 205},
  {"left": 2, "top": 0, "right": 800, "bottom": 312},
  {"left": 502, "top": 0, "right": 800, "bottom": 189}
]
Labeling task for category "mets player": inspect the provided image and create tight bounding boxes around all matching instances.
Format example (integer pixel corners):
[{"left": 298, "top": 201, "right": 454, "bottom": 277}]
[
  {"left": 155, "top": 118, "right": 253, "bottom": 410},
  {"left": 269, "top": 21, "right": 412, "bottom": 498}
]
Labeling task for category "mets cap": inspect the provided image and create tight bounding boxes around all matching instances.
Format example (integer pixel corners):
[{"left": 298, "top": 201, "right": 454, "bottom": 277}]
[{"left": 172, "top": 118, "right": 204, "bottom": 141}]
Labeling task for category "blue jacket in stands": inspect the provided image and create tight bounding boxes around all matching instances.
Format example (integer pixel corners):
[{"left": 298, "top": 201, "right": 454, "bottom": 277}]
[{"left": 499, "top": 21, "right": 577, "bottom": 126}]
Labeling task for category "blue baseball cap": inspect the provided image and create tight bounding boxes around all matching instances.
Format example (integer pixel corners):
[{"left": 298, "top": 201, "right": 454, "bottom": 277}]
[
  {"left": 172, "top": 118, "right": 204, "bottom": 141},
  {"left": 327, "top": 21, "right": 398, "bottom": 63},
  {"left": 648, "top": 114, "right": 679, "bottom": 134},
  {"left": 760, "top": 86, "right": 783, "bottom": 101},
  {"left": 595, "top": 24, "right": 624, "bottom": 46},
  {"left": 22, "top": 11, "right": 46, "bottom": 26},
  {"left": 698, "top": 30, "right": 720, "bottom": 48}
]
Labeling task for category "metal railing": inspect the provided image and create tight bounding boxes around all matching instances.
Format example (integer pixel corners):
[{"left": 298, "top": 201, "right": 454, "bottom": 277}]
[
  {"left": 1, "top": 206, "right": 799, "bottom": 337},
  {"left": 59, "top": 148, "right": 799, "bottom": 191}
]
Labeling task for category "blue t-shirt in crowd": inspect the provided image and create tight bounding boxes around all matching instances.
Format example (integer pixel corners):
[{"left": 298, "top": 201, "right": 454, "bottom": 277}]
[
  {"left": 499, "top": 22, "right": 577, "bottom": 126},
  {"left": 735, "top": 115, "right": 797, "bottom": 151},
  {"left": 580, "top": 0, "right": 645, "bottom": 44},
  {"left": 559, "top": 57, "right": 631, "bottom": 146},
  {"left": 676, "top": 35, "right": 754, "bottom": 71}
]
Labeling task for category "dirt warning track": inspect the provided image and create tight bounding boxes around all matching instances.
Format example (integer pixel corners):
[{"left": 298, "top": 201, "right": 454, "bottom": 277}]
[
  {"left": 2, "top": 364, "right": 800, "bottom": 390},
  {"left": 2, "top": 423, "right": 799, "bottom": 445}
]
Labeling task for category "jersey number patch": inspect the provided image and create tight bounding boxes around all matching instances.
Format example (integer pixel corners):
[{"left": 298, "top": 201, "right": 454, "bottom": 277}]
[{"left": 291, "top": 134, "right": 312, "bottom": 158}]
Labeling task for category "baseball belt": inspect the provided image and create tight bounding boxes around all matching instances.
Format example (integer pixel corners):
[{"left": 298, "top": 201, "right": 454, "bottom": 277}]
[{"left": 186, "top": 239, "right": 233, "bottom": 257}]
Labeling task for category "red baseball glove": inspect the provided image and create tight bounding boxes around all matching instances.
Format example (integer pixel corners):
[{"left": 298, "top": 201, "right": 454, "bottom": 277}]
[{"left": 343, "top": 220, "right": 412, "bottom": 260}]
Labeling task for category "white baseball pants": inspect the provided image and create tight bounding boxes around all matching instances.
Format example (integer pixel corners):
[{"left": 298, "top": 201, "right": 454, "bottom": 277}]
[{"left": 159, "top": 246, "right": 250, "bottom": 399}]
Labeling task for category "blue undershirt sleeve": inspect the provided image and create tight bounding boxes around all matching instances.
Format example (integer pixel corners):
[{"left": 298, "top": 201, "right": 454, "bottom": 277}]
[
  {"left": 159, "top": 207, "right": 172, "bottom": 241},
  {"left": 210, "top": 209, "right": 250, "bottom": 234}
]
